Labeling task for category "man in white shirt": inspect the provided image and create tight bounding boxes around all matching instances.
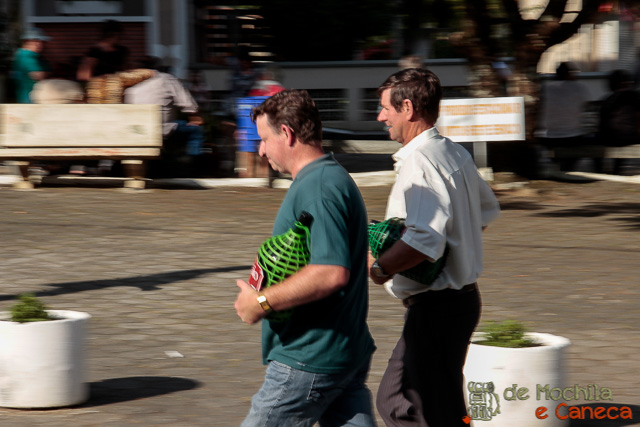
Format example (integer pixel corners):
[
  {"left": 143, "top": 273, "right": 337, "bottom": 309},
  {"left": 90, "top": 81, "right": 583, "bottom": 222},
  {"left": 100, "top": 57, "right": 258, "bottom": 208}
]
[
  {"left": 124, "top": 57, "right": 204, "bottom": 175},
  {"left": 369, "top": 68, "right": 500, "bottom": 427},
  {"left": 536, "top": 62, "right": 590, "bottom": 171}
]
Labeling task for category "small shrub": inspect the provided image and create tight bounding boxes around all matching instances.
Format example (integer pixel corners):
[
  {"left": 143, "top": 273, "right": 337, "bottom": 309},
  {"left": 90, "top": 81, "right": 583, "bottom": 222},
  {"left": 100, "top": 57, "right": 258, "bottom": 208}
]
[
  {"left": 475, "top": 320, "right": 539, "bottom": 348},
  {"left": 10, "top": 294, "right": 54, "bottom": 323}
]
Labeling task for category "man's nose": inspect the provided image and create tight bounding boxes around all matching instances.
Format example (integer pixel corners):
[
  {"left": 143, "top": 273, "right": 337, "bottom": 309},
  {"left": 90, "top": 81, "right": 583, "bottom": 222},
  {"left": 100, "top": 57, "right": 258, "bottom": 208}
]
[
  {"left": 377, "top": 109, "right": 386, "bottom": 122},
  {"left": 258, "top": 140, "right": 266, "bottom": 157}
]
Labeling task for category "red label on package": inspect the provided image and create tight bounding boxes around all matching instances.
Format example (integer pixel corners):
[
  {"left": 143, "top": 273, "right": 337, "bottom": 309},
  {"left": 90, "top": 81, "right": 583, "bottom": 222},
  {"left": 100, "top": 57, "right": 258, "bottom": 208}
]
[{"left": 248, "top": 257, "right": 265, "bottom": 291}]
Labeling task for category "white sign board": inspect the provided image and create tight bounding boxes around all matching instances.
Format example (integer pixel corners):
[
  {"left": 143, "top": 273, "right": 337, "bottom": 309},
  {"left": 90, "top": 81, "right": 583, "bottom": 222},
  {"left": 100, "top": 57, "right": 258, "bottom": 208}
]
[{"left": 436, "top": 97, "right": 525, "bottom": 142}]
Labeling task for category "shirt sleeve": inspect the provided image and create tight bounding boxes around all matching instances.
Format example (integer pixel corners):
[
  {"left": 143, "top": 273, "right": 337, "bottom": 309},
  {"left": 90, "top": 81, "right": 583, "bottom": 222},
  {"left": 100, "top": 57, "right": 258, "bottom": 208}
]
[
  {"left": 167, "top": 76, "right": 199, "bottom": 113},
  {"left": 23, "top": 54, "right": 45, "bottom": 73},
  {"left": 118, "top": 69, "right": 155, "bottom": 89},
  {"left": 477, "top": 171, "right": 501, "bottom": 227},
  {"left": 302, "top": 198, "right": 351, "bottom": 270},
  {"left": 400, "top": 167, "right": 450, "bottom": 260}
]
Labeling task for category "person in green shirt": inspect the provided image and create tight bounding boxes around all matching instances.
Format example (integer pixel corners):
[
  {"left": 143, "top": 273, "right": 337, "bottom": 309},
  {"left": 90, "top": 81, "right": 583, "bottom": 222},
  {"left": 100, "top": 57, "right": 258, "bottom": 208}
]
[
  {"left": 11, "top": 28, "right": 51, "bottom": 103},
  {"left": 234, "top": 90, "right": 376, "bottom": 426}
]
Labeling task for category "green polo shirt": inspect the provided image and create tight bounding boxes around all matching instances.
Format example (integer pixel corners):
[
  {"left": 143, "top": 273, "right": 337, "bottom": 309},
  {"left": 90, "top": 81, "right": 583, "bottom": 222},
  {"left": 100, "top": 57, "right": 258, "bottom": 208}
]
[
  {"left": 11, "top": 48, "right": 47, "bottom": 103},
  {"left": 262, "top": 153, "right": 375, "bottom": 373}
]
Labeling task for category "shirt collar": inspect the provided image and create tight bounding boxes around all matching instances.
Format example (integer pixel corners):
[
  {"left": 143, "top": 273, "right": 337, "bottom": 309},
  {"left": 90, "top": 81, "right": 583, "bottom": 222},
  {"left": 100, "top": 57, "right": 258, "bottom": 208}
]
[
  {"left": 391, "top": 127, "right": 440, "bottom": 172},
  {"left": 294, "top": 152, "right": 334, "bottom": 182}
]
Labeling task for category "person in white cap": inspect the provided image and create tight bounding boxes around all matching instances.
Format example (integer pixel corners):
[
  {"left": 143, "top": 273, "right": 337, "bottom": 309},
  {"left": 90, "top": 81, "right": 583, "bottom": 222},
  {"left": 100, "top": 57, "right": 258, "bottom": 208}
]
[{"left": 11, "top": 27, "right": 51, "bottom": 103}]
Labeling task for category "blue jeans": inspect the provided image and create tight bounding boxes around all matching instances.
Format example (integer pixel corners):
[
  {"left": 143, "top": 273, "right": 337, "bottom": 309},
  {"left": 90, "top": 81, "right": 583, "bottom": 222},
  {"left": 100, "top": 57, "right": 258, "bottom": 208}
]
[
  {"left": 242, "top": 356, "right": 376, "bottom": 427},
  {"left": 173, "top": 120, "right": 204, "bottom": 156}
]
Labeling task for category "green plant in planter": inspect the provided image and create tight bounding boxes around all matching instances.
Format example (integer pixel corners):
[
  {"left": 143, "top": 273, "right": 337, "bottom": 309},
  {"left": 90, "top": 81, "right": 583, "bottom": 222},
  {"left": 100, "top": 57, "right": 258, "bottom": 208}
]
[
  {"left": 10, "top": 294, "right": 55, "bottom": 323},
  {"left": 476, "top": 320, "right": 539, "bottom": 348}
]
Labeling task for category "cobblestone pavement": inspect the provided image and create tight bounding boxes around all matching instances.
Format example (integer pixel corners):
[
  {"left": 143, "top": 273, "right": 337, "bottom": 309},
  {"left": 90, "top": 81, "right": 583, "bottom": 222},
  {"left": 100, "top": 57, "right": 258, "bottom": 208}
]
[{"left": 0, "top": 176, "right": 638, "bottom": 426}]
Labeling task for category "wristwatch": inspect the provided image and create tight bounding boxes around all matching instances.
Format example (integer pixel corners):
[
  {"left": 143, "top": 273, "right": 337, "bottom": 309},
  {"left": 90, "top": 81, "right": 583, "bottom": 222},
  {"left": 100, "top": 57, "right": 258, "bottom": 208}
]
[
  {"left": 257, "top": 292, "right": 273, "bottom": 314},
  {"left": 371, "top": 260, "right": 390, "bottom": 279}
]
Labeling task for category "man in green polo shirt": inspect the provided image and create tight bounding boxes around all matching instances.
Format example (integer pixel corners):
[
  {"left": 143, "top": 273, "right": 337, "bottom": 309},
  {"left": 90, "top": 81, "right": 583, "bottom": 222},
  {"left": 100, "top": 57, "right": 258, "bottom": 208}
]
[
  {"left": 234, "top": 89, "right": 376, "bottom": 426},
  {"left": 11, "top": 27, "right": 51, "bottom": 103}
]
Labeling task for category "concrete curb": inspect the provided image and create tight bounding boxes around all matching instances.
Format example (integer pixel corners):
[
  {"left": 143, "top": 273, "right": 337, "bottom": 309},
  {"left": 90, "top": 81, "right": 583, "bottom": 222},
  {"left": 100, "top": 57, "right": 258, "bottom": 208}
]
[
  {"left": 0, "top": 171, "right": 399, "bottom": 189},
  {"left": 562, "top": 171, "right": 640, "bottom": 184},
  {"left": 2, "top": 170, "right": 639, "bottom": 189}
]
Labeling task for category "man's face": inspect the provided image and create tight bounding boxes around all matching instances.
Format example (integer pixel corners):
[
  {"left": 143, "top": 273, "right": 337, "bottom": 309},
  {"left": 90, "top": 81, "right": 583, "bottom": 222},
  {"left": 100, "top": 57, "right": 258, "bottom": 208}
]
[
  {"left": 377, "top": 89, "right": 405, "bottom": 144},
  {"left": 26, "top": 39, "right": 45, "bottom": 53},
  {"left": 257, "top": 115, "right": 287, "bottom": 174}
]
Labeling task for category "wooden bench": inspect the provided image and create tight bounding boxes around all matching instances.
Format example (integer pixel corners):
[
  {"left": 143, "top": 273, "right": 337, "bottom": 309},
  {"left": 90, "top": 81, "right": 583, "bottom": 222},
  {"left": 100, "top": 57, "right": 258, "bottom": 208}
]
[{"left": 0, "top": 104, "right": 162, "bottom": 189}]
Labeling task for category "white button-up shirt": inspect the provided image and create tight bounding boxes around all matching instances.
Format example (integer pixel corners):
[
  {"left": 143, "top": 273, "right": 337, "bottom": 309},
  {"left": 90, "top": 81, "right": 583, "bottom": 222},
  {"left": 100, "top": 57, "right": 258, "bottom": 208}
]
[
  {"left": 384, "top": 128, "right": 501, "bottom": 299},
  {"left": 124, "top": 72, "right": 199, "bottom": 137},
  {"left": 537, "top": 80, "right": 590, "bottom": 138}
]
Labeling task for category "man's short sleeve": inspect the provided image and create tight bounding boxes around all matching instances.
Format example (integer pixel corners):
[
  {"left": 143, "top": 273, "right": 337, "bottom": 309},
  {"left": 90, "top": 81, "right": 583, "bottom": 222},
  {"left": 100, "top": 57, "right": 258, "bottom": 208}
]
[
  {"left": 23, "top": 54, "right": 44, "bottom": 73},
  {"left": 304, "top": 199, "right": 351, "bottom": 269}
]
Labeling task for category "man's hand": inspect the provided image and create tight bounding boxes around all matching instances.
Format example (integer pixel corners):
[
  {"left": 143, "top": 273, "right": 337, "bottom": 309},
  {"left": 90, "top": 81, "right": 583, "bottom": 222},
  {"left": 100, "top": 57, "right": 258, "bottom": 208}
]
[
  {"left": 234, "top": 279, "right": 267, "bottom": 324},
  {"left": 369, "top": 267, "right": 391, "bottom": 285},
  {"left": 368, "top": 252, "right": 390, "bottom": 285},
  {"left": 369, "top": 240, "right": 435, "bottom": 285},
  {"left": 187, "top": 114, "right": 203, "bottom": 126},
  {"left": 367, "top": 252, "right": 376, "bottom": 271}
]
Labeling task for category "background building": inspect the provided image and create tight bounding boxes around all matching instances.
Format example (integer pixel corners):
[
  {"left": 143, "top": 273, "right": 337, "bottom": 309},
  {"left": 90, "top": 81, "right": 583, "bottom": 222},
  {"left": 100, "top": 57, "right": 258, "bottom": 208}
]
[{"left": 10, "top": 0, "right": 640, "bottom": 133}]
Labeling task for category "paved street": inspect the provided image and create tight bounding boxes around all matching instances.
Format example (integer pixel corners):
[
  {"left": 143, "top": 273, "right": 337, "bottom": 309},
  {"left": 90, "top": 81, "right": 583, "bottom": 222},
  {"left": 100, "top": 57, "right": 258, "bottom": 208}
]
[{"left": 0, "top": 174, "right": 639, "bottom": 426}]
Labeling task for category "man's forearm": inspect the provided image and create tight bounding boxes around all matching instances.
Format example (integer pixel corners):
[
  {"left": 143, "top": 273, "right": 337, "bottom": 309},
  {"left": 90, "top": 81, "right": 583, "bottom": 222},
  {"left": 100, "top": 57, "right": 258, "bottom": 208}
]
[
  {"left": 377, "top": 240, "right": 434, "bottom": 276},
  {"left": 263, "top": 264, "right": 349, "bottom": 311},
  {"left": 29, "top": 71, "right": 47, "bottom": 81}
]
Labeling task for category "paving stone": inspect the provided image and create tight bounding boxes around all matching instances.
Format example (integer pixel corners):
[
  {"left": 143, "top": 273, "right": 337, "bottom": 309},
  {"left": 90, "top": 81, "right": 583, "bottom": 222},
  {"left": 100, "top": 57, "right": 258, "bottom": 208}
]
[{"left": 0, "top": 178, "right": 639, "bottom": 425}]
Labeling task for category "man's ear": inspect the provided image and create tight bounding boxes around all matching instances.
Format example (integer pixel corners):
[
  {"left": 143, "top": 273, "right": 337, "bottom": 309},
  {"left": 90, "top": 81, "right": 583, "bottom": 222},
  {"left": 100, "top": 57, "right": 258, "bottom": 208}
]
[
  {"left": 402, "top": 99, "right": 416, "bottom": 119},
  {"left": 281, "top": 124, "right": 295, "bottom": 146}
]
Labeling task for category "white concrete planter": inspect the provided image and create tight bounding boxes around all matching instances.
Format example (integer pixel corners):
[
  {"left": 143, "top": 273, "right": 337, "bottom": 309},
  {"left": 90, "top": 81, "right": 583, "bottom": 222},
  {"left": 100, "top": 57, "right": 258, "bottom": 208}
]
[
  {"left": 463, "top": 332, "right": 571, "bottom": 427},
  {"left": 0, "top": 310, "right": 91, "bottom": 408},
  {"left": 56, "top": 1, "right": 123, "bottom": 15}
]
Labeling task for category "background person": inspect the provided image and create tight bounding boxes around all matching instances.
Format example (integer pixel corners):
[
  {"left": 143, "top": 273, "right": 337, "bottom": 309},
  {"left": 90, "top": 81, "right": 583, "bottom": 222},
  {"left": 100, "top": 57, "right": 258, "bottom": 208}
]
[
  {"left": 185, "top": 69, "right": 211, "bottom": 113},
  {"left": 236, "top": 67, "right": 286, "bottom": 179},
  {"left": 370, "top": 68, "right": 500, "bottom": 427},
  {"left": 597, "top": 69, "right": 640, "bottom": 175},
  {"left": 79, "top": 66, "right": 154, "bottom": 176},
  {"left": 11, "top": 27, "right": 51, "bottom": 103},
  {"left": 536, "top": 62, "right": 591, "bottom": 172},
  {"left": 124, "top": 57, "right": 205, "bottom": 177},
  {"left": 77, "top": 19, "right": 129, "bottom": 82},
  {"left": 234, "top": 90, "right": 376, "bottom": 427}
]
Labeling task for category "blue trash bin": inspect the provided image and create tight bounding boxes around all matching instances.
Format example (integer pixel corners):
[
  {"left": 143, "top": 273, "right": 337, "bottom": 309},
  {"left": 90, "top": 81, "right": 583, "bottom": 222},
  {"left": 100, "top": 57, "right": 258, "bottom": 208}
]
[{"left": 236, "top": 96, "right": 269, "bottom": 152}]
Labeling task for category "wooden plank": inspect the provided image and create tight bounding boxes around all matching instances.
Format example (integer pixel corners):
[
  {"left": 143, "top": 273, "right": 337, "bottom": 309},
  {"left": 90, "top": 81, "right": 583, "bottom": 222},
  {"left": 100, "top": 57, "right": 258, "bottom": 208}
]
[
  {"left": 0, "top": 104, "right": 162, "bottom": 148},
  {"left": 607, "top": 145, "right": 640, "bottom": 159},
  {"left": 0, "top": 147, "right": 160, "bottom": 160}
]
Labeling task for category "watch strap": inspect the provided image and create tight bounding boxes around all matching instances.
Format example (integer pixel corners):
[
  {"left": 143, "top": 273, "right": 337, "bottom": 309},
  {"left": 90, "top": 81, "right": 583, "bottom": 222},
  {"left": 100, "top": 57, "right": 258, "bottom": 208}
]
[
  {"left": 372, "top": 260, "right": 390, "bottom": 278},
  {"left": 257, "top": 292, "right": 273, "bottom": 314}
]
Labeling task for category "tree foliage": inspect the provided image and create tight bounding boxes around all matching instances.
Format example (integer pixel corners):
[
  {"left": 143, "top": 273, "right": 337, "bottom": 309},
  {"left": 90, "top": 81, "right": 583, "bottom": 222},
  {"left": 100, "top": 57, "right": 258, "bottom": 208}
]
[
  {"left": 444, "top": 0, "right": 630, "bottom": 136},
  {"left": 258, "top": 0, "right": 396, "bottom": 61}
]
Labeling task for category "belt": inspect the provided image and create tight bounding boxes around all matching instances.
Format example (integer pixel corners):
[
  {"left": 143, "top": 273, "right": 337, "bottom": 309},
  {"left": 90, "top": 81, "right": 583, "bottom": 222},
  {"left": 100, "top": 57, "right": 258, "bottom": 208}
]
[{"left": 402, "top": 283, "right": 478, "bottom": 308}]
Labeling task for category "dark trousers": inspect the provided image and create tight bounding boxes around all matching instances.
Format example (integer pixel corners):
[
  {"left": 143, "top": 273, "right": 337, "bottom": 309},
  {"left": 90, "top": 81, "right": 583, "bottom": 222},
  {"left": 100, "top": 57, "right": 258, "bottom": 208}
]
[{"left": 377, "top": 285, "right": 481, "bottom": 427}]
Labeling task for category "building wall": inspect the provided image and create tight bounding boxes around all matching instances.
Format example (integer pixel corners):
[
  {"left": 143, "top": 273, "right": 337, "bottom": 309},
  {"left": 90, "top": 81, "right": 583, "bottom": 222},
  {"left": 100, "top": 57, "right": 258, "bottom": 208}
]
[
  {"left": 12, "top": 1, "right": 630, "bottom": 133},
  {"left": 199, "top": 59, "right": 612, "bottom": 132},
  {"left": 36, "top": 22, "right": 148, "bottom": 75}
]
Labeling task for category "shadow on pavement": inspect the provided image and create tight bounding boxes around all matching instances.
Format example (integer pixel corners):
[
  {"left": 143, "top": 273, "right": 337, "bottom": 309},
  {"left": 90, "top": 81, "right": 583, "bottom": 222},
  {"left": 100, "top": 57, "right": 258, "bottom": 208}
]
[
  {"left": 536, "top": 203, "right": 640, "bottom": 218},
  {"left": 81, "top": 376, "right": 202, "bottom": 407},
  {"left": 535, "top": 203, "right": 640, "bottom": 230},
  {"left": 569, "top": 402, "right": 640, "bottom": 427},
  {"left": 495, "top": 200, "right": 546, "bottom": 211},
  {"left": 0, "top": 266, "right": 251, "bottom": 302}
]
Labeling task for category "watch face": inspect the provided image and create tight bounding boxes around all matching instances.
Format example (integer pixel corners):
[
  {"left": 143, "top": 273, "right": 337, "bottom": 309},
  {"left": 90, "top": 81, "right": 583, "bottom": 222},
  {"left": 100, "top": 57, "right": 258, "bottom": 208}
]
[{"left": 372, "top": 262, "right": 386, "bottom": 277}]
